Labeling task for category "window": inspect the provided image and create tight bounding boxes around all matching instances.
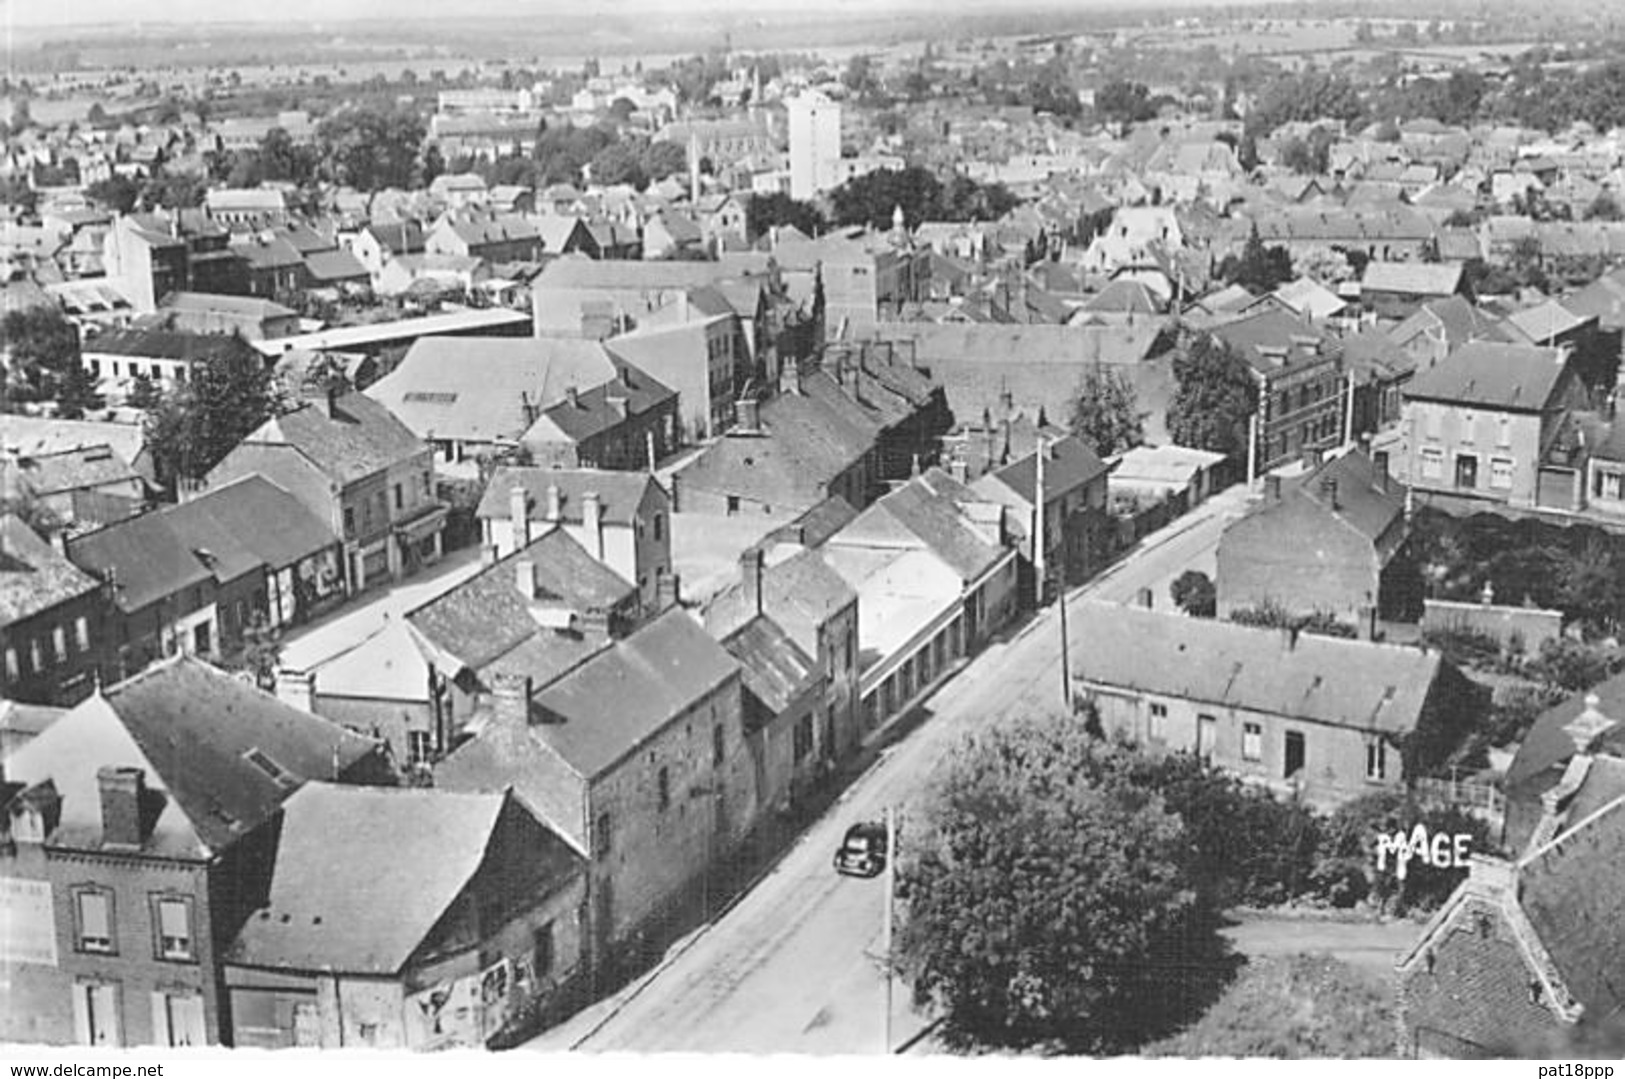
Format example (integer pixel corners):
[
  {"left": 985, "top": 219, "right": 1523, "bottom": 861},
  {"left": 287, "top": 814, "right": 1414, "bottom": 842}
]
[
  {"left": 712, "top": 724, "right": 725, "bottom": 767},
  {"left": 1367, "top": 739, "right": 1387, "bottom": 781},
  {"left": 794, "top": 713, "right": 814, "bottom": 761},
  {"left": 657, "top": 766, "right": 670, "bottom": 811},
  {"left": 1497, "top": 414, "right": 1513, "bottom": 448},
  {"left": 393, "top": 484, "right": 403, "bottom": 511},
  {"left": 534, "top": 922, "right": 555, "bottom": 978},
  {"left": 726, "top": 495, "right": 740, "bottom": 516},
  {"left": 1243, "top": 722, "right": 1263, "bottom": 762},
  {"left": 1597, "top": 467, "right": 1625, "bottom": 502},
  {"left": 73, "top": 981, "right": 122, "bottom": 1047},
  {"left": 1148, "top": 702, "right": 1167, "bottom": 741},
  {"left": 343, "top": 507, "right": 356, "bottom": 537},
  {"left": 193, "top": 622, "right": 211, "bottom": 656},
  {"left": 1460, "top": 409, "right": 1476, "bottom": 443},
  {"left": 421, "top": 471, "right": 432, "bottom": 497},
  {"left": 4, "top": 648, "right": 16, "bottom": 681},
  {"left": 1424, "top": 407, "right": 1442, "bottom": 440},
  {"left": 594, "top": 812, "right": 612, "bottom": 858},
  {"left": 75, "top": 617, "right": 89, "bottom": 653},
  {"left": 407, "top": 730, "right": 432, "bottom": 765},
  {"left": 653, "top": 513, "right": 664, "bottom": 542},
  {"left": 1490, "top": 457, "right": 1515, "bottom": 491},
  {"left": 75, "top": 889, "right": 115, "bottom": 954},
  {"left": 152, "top": 896, "right": 194, "bottom": 961},
  {"left": 1419, "top": 446, "right": 1444, "bottom": 481},
  {"left": 52, "top": 627, "right": 66, "bottom": 663},
  {"left": 30, "top": 639, "right": 43, "bottom": 673}
]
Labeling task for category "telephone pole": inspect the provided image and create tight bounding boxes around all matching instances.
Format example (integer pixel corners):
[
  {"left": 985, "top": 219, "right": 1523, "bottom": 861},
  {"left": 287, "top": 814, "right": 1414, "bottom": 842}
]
[{"left": 882, "top": 803, "right": 896, "bottom": 1054}]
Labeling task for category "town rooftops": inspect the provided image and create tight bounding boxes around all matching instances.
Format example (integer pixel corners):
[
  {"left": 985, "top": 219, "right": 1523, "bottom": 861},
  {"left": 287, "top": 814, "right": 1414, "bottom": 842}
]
[
  {"left": 722, "top": 614, "right": 819, "bottom": 719},
  {"left": 1361, "top": 260, "right": 1467, "bottom": 297},
  {"left": 476, "top": 467, "right": 659, "bottom": 528},
  {"left": 1069, "top": 602, "right": 1444, "bottom": 735},
  {"left": 984, "top": 435, "right": 1110, "bottom": 507},
  {"left": 531, "top": 608, "right": 739, "bottom": 778},
  {"left": 2, "top": 657, "right": 380, "bottom": 859},
  {"left": 1274, "top": 448, "right": 1406, "bottom": 546},
  {"left": 68, "top": 510, "right": 215, "bottom": 614},
  {"left": 1506, "top": 299, "right": 1595, "bottom": 344},
  {"left": 0, "top": 515, "right": 101, "bottom": 626},
  {"left": 526, "top": 362, "right": 676, "bottom": 447},
  {"left": 1404, "top": 342, "right": 1572, "bottom": 412},
  {"left": 237, "top": 391, "right": 426, "bottom": 487},
  {"left": 361, "top": 220, "right": 425, "bottom": 255},
  {"left": 227, "top": 784, "right": 582, "bottom": 975},
  {"left": 80, "top": 327, "right": 263, "bottom": 365}
]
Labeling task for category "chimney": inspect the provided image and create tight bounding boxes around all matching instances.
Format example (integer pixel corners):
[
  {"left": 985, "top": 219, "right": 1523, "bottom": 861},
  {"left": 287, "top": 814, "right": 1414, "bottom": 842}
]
[
  {"left": 544, "top": 483, "right": 562, "bottom": 523},
  {"left": 657, "top": 570, "right": 681, "bottom": 612},
  {"left": 1137, "top": 587, "right": 1154, "bottom": 610},
  {"left": 515, "top": 558, "right": 536, "bottom": 599},
  {"left": 509, "top": 483, "right": 531, "bottom": 548},
  {"left": 308, "top": 383, "right": 339, "bottom": 420},
  {"left": 1321, "top": 477, "right": 1340, "bottom": 511},
  {"left": 480, "top": 543, "right": 498, "bottom": 567},
  {"left": 607, "top": 394, "right": 628, "bottom": 418},
  {"left": 1467, "top": 854, "right": 1515, "bottom": 894},
  {"left": 490, "top": 674, "right": 533, "bottom": 727},
  {"left": 1480, "top": 580, "right": 1496, "bottom": 606},
  {"left": 1282, "top": 626, "right": 1301, "bottom": 651},
  {"left": 275, "top": 668, "right": 315, "bottom": 713},
  {"left": 742, "top": 547, "right": 764, "bottom": 616},
  {"left": 1302, "top": 446, "right": 1323, "bottom": 470},
  {"left": 582, "top": 491, "right": 603, "bottom": 559},
  {"left": 1564, "top": 691, "right": 1614, "bottom": 753},
  {"left": 96, "top": 765, "right": 145, "bottom": 849},
  {"left": 1266, "top": 474, "right": 1283, "bottom": 501},
  {"left": 949, "top": 457, "right": 969, "bottom": 484},
  {"left": 735, "top": 398, "right": 761, "bottom": 433},
  {"left": 565, "top": 384, "right": 579, "bottom": 409}
]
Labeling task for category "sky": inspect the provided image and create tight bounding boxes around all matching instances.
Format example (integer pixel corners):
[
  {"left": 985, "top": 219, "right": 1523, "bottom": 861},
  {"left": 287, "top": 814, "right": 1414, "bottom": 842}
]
[{"left": 10, "top": 0, "right": 1209, "bottom": 30}]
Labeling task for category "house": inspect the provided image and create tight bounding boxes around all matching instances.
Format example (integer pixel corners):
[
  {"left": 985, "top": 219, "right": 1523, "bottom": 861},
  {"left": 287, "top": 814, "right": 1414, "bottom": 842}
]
[
  {"left": 425, "top": 213, "right": 544, "bottom": 264},
  {"left": 375, "top": 254, "right": 488, "bottom": 299},
  {"left": 0, "top": 515, "right": 107, "bottom": 707},
  {"left": 81, "top": 327, "right": 263, "bottom": 395},
  {"left": 1360, "top": 260, "right": 1470, "bottom": 321},
  {"left": 154, "top": 292, "right": 299, "bottom": 341},
  {"left": 822, "top": 470, "right": 1019, "bottom": 732},
  {"left": 1108, "top": 444, "right": 1230, "bottom": 509},
  {"left": 1216, "top": 449, "right": 1408, "bottom": 636},
  {"left": 772, "top": 230, "right": 930, "bottom": 333},
  {"left": 0, "top": 657, "right": 387, "bottom": 1047},
  {"left": 350, "top": 221, "right": 425, "bottom": 283},
  {"left": 967, "top": 433, "right": 1112, "bottom": 599},
  {"left": 435, "top": 609, "right": 750, "bottom": 959},
  {"left": 1068, "top": 603, "right": 1482, "bottom": 808},
  {"left": 605, "top": 313, "right": 749, "bottom": 442},
  {"left": 0, "top": 416, "right": 150, "bottom": 485},
  {"left": 1403, "top": 342, "right": 1587, "bottom": 509},
  {"left": 477, "top": 467, "right": 671, "bottom": 615},
  {"left": 1210, "top": 310, "right": 1347, "bottom": 474},
  {"left": 1395, "top": 793, "right": 1625, "bottom": 1057},
  {"left": 703, "top": 545, "right": 862, "bottom": 765},
  {"left": 229, "top": 233, "right": 309, "bottom": 299},
  {"left": 206, "top": 387, "right": 446, "bottom": 592},
  {"left": 222, "top": 785, "right": 586, "bottom": 1050},
  {"left": 0, "top": 444, "right": 146, "bottom": 530},
  {"left": 205, "top": 188, "right": 289, "bottom": 229},
  {"left": 1389, "top": 295, "right": 1509, "bottom": 375},
  {"left": 367, "top": 337, "right": 624, "bottom": 468},
  {"left": 642, "top": 212, "right": 705, "bottom": 260},
  {"left": 521, "top": 363, "right": 679, "bottom": 471}
]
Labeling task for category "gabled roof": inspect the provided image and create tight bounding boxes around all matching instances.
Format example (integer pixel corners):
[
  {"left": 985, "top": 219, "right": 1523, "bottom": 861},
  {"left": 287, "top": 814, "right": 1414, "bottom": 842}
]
[
  {"left": 0, "top": 515, "right": 101, "bottom": 626},
  {"left": 832, "top": 471, "right": 1006, "bottom": 584},
  {"left": 524, "top": 360, "right": 676, "bottom": 446},
  {"left": 984, "top": 435, "right": 1110, "bottom": 506},
  {"left": 0, "top": 444, "right": 139, "bottom": 498},
  {"left": 81, "top": 328, "right": 262, "bottom": 365},
  {"left": 531, "top": 609, "right": 739, "bottom": 778},
  {"left": 304, "top": 248, "right": 369, "bottom": 283},
  {"left": 361, "top": 220, "right": 425, "bottom": 255},
  {"left": 240, "top": 392, "right": 425, "bottom": 487},
  {"left": 705, "top": 546, "right": 857, "bottom": 660},
  {"left": 1507, "top": 299, "right": 1595, "bottom": 344},
  {"left": 68, "top": 509, "right": 215, "bottom": 613},
  {"left": 227, "top": 784, "right": 582, "bottom": 975},
  {"left": 2, "top": 657, "right": 379, "bottom": 859},
  {"left": 178, "top": 475, "right": 337, "bottom": 570},
  {"left": 476, "top": 467, "right": 659, "bottom": 528},
  {"left": 1361, "top": 260, "right": 1466, "bottom": 297},
  {"left": 721, "top": 614, "right": 818, "bottom": 717},
  {"left": 1404, "top": 342, "right": 1572, "bottom": 412},
  {"left": 1070, "top": 602, "right": 1445, "bottom": 735}
]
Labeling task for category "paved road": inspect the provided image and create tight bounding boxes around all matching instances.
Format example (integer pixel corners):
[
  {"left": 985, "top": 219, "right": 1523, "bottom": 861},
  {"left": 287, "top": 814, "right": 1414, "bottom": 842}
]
[{"left": 531, "top": 485, "right": 1256, "bottom": 1054}]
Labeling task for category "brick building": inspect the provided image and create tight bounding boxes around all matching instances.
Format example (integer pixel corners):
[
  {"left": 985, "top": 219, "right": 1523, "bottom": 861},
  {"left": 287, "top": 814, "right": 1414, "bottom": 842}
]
[{"left": 0, "top": 515, "right": 108, "bottom": 707}]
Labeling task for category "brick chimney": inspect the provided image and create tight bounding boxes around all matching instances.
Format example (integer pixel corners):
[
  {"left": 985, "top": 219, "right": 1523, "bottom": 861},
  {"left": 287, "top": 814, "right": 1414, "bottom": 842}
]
[
  {"left": 490, "top": 674, "right": 533, "bottom": 727},
  {"left": 515, "top": 558, "right": 536, "bottom": 599},
  {"left": 509, "top": 483, "right": 531, "bottom": 548},
  {"left": 544, "top": 483, "right": 562, "bottom": 523},
  {"left": 97, "top": 766, "right": 145, "bottom": 849},
  {"left": 742, "top": 548, "right": 764, "bottom": 616},
  {"left": 735, "top": 398, "right": 761, "bottom": 433},
  {"left": 582, "top": 491, "right": 603, "bottom": 559},
  {"left": 1564, "top": 691, "right": 1614, "bottom": 754},
  {"left": 275, "top": 668, "right": 315, "bottom": 713}
]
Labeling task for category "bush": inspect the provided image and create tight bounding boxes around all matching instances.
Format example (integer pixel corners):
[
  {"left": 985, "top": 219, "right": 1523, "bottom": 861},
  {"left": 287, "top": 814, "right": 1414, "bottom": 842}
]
[
  {"left": 1526, "top": 637, "right": 1624, "bottom": 692},
  {"left": 1420, "top": 624, "right": 1504, "bottom": 671},
  {"left": 1310, "top": 792, "right": 1492, "bottom": 915}
]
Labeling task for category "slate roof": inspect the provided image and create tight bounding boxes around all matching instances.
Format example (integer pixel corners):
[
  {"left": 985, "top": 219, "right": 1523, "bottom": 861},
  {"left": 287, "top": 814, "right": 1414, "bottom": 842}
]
[
  {"left": 1404, "top": 342, "right": 1572, "bottom": 413},
  {"left": 173, "top": 476, "right": 337, "bottom": 570},
  {"left": 476, "top": 467, "right": 658, "bottom": 528},
  {"left": 367, "top": 337, "right": 620, "bottom": 445},
  {"left": 81, "top": 328, "right": 262, "bottom": 365},
  {"left": 524, "top": 361, "right": 676, "bottom": 446},
  {"left": 362, "top": 221, "right": 425, "bottom": 255},
  {"left": 1069, "top": 602, "right": 1444, "bottom": 735},
  {"left": 68, "top": 510, "right": 214, "bottom": 613},
  {"left": 1289, "top": 448, "right": 1406, "bottom": 545},
  {"left": 228, "top": 784, "right": 582, "bottom": 975},
  {"left": 2, "top": 657, "right": 379, "bottom": 859},
  {"left": 304, "top": 248, "right": 369, "bottom": 283},
  {"left": 705, "top": 546, "right": 857, "bottom": 659},
  {"left": 830, "top": 471, "right": 1007, "bottom": 585},
  {"left": 230, "top": 236, "right": 306, "bottom": 272},
  {"left": 408, "top": 529, "right": 628, "bottom": 675},
  {"left": 0, "top": 445, "right": 139, "bottom": 497},
  {"left": 986, "top": 435, "right": 1109, "bottom": 506},
  {"left": 531, "top": 608, "right": 740, "bottom": 778},
  {"left": 242, "top": 392, "right": 425, "bottom": 487},
  {"left": 1507, "top": 299, "right": 1595, "bottom": 344},
  {"left": 1361, "top": 260, "right": 1466, "bottom": 297},
  {"left": 722, "top": 614, "right": 818, "bottom": 716},
  {"left": 0, "top": 515, "right": 101, "bottom": 626}
]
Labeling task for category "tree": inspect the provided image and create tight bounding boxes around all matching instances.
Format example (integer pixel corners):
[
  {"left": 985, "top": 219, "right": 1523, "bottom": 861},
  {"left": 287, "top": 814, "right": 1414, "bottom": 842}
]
[
  {"left": 145, "top": 338, "right": 279, "bottom": 488},
  {"left": 317, "top": 107, "right": 427, "bottom": 192},
  {"left": 0, "top": 491, "right": 60, "bottom": 537},
  {"left": 1170, "top": 571, "right": 1217, "bottom": 618},
  {"left": 1166, "top": 332, "right": 1258, "bottom": 460},
  {"left": 126, "top": 373, "right": 160, "bottom": 411},
  {"left": 745, "top": 191, "right": 826, "bottom": 240},
  {"left": 54, "top": 359, "right": 103, "bottom": 420},
  {"left": 85, "top": 174, "right": 142, "bottom": 214},
  {"left": 1585, "top": 192, "right": 1623, "bottom": 222},
  {"left": 1069, "top": 367, "right": 1144, "bottom": 459},
  {"left": 897, "top": 714, "right": 1231, "bottom": 1053},
  {"left": 607, "top": 96, "right": 638, "bottom": 123},
  {"left": 258, "top": 126, "right": 315, "bottom": 186},
  {"left": 1096, "top": 79, "right": 1155, "bottom": 127},
  {"left": 0, "top": 307, "right": 82, "bottom": 406},
  {"left": 1220, "top": 224, "right": 1295, "bottom": 292},
  {"left": 642, "top": 139, "right": 688, "bottom": 182},
  {"left": 589, "top": 142, "right": 648, "bottom": 190}
]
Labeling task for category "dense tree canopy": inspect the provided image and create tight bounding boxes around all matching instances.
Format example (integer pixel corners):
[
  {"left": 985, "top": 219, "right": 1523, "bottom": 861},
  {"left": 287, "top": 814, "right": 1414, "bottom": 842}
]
[
  {"left": 1166, "top": 332, "right": 1258, "bottom": 460},
  {"left": 1069, "top": 366, "right": 1144, "bottom": 459},
  {"left": 897, "top": 715, "right": 1231, "bottom": 1053},
  {"left": 0, "top": 308, "right": 82, "bottom": 408},
  {"left": 828, "top": 166, "right": 1018, "bottom": 231},
  {"left": 745, "top": 192, "right": 826, "bottom": 240},
  {"left": 145, "top": 339, "right": 280, "bottom": 488},
  {"left": 316, "top": 107, "right": 429, "bottom": 192}
]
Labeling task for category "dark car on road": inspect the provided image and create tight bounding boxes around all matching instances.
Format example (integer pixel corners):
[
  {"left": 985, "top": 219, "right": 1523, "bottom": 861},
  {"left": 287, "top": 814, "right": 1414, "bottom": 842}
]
[{"left": 833, "top": 820, "right": 888, "bottom": 878}]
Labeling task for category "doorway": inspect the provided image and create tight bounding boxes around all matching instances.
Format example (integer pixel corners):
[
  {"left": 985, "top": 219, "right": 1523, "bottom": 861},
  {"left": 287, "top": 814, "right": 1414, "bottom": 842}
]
[{"left": 1284, "top": 731, "right": 1306, "bottom": 778}]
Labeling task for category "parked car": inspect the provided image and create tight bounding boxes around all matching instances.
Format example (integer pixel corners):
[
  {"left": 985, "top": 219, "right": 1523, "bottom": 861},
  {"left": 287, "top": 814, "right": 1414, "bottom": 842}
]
[{"left": 834, "top": 820, "right": 888, "bottom": 878}]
